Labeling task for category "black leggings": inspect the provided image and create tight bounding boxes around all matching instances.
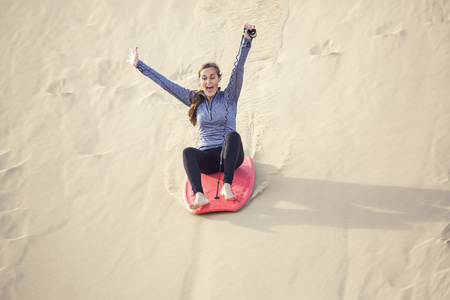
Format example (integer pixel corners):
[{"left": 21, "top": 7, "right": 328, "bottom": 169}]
[{"left": 183, "top": 131, "right": 244, "bottom": 195}]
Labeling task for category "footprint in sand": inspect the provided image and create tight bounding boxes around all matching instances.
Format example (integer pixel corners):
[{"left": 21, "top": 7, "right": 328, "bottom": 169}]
[
  {"left": 430, "top": 0, "right": 449, "bottom": 23},
  {"left": 309, "top": 40, "right": 340, "bottom": 56},
  {"left": 375, "top": 21, "right": 403, "bottom": 36},
  {"left": 47, "top": 78, "right": 74, "bottom": 96},
  {"left": 370, "top": 21, "right": 404, "bottom": 56},
  {"left": 97, "top": 59, "right": 128, "bottom": 87},
  {"left": 195, "top": 0, "right": 226, "bottom": 18}
]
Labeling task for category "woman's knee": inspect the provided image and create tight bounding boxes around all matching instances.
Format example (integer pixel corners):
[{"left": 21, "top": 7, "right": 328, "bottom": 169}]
[
  {"left": 225, "top": 131, "right": 241, "bottom": 143},
  {"left": 183, "top": 147, "right": 197, "bottom": 160}
]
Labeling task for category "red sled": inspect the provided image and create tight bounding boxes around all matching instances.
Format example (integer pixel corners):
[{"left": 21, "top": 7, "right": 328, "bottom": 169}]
[{"left": 183, "top": 156, "right": 255, "bottom": 215}]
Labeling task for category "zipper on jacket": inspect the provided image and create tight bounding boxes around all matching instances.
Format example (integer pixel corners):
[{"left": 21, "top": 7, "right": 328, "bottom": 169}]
[{"left": 208, "top": 94, "right": 217, "bottom": 120}]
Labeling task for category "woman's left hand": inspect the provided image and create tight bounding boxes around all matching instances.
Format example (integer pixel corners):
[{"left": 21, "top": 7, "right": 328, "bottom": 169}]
[
  {"left": 128, "top": 47, "right": 139, "bottom": 67},
  {"left": 243, "top": 23, "right": 257, "bottom": 39}
]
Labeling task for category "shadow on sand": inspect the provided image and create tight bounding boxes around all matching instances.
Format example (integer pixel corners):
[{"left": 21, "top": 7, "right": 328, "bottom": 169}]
[{"left": 203, "top": 163, "right": 450, "bottom": 232}]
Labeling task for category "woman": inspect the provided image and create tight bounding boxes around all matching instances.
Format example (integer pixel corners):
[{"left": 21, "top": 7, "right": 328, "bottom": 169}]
[{"left": 128, "top": 23, "right": 256, "bottom": 210}]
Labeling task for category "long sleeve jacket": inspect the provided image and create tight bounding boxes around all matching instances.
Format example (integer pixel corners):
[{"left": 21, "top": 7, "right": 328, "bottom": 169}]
[{"left": 135, "top": 36, "right": 252, "bottom": 150}]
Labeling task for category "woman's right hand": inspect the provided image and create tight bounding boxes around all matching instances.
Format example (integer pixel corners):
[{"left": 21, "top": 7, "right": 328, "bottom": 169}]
[
  {"left": 128, "top": 47, "right": 139, "bottom": 67},
  {"left": 243, "top": 23, "right": 256, "bottom": 39}
]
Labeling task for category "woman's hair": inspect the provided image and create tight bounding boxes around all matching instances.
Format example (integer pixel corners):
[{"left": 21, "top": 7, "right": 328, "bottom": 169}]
[{"left": 188, "top": 62, "right": 222, "bottom": 126}]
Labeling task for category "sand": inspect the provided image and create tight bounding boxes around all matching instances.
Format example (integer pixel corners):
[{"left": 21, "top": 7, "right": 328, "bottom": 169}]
[{"left": 1, "top": 0, "right": 449, "bottom": 299}]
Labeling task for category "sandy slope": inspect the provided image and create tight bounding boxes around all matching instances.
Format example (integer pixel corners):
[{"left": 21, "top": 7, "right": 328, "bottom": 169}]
[{"left": 1, "top": 0, "right": 449, "bottom": 299}]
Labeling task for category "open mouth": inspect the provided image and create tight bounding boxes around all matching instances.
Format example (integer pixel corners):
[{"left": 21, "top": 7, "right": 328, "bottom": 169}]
[{"left": 206, "top": 86, "right": 214, "bottom": 93}]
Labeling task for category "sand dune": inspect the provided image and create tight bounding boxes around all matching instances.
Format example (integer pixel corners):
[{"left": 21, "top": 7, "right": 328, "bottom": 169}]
[{"left": 1, "top": 0, "right": 449, "bottom": 299}]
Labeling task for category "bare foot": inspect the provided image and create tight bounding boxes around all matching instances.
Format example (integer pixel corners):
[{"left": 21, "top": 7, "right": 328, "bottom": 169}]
[
  {"left": 189, "top": 192, "right": 210, "bottom": 210},
  {"left": 220, "top": 183, "right": 236, "bottom": 201}
]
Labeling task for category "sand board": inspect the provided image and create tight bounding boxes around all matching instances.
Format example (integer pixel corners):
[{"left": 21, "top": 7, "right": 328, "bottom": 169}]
[{"left": 183, "top": 156, "right": 255, "bottom": 214}]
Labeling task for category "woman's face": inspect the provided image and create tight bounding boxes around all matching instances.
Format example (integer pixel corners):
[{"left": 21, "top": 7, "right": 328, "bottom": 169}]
[{"left": 200, "top": 67, "right": 221, "bottom": 100}]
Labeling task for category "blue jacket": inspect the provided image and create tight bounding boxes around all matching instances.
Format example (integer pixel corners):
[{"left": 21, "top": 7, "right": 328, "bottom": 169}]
[{"left": 135, "top": 36, "right": 252, "bottom": 150}]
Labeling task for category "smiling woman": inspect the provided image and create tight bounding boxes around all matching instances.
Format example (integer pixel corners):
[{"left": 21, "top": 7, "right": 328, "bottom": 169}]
[
  {"left": 199, "top": 63, "right": 222, "bottom": 101},
  {"left": 128, "top": 23, "right": 256, "bottom": 210},
  {"left": 188, "top": 62, "right": 222, "bottom": 127}
]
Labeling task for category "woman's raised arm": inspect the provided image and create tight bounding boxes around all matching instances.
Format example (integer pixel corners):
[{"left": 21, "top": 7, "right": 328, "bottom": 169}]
[
  {"left": 224, "top": 23, "right": 256, "bottom": 104},
  {"left": 128, "top": 47, "right": 192, "bottom": 107}
]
